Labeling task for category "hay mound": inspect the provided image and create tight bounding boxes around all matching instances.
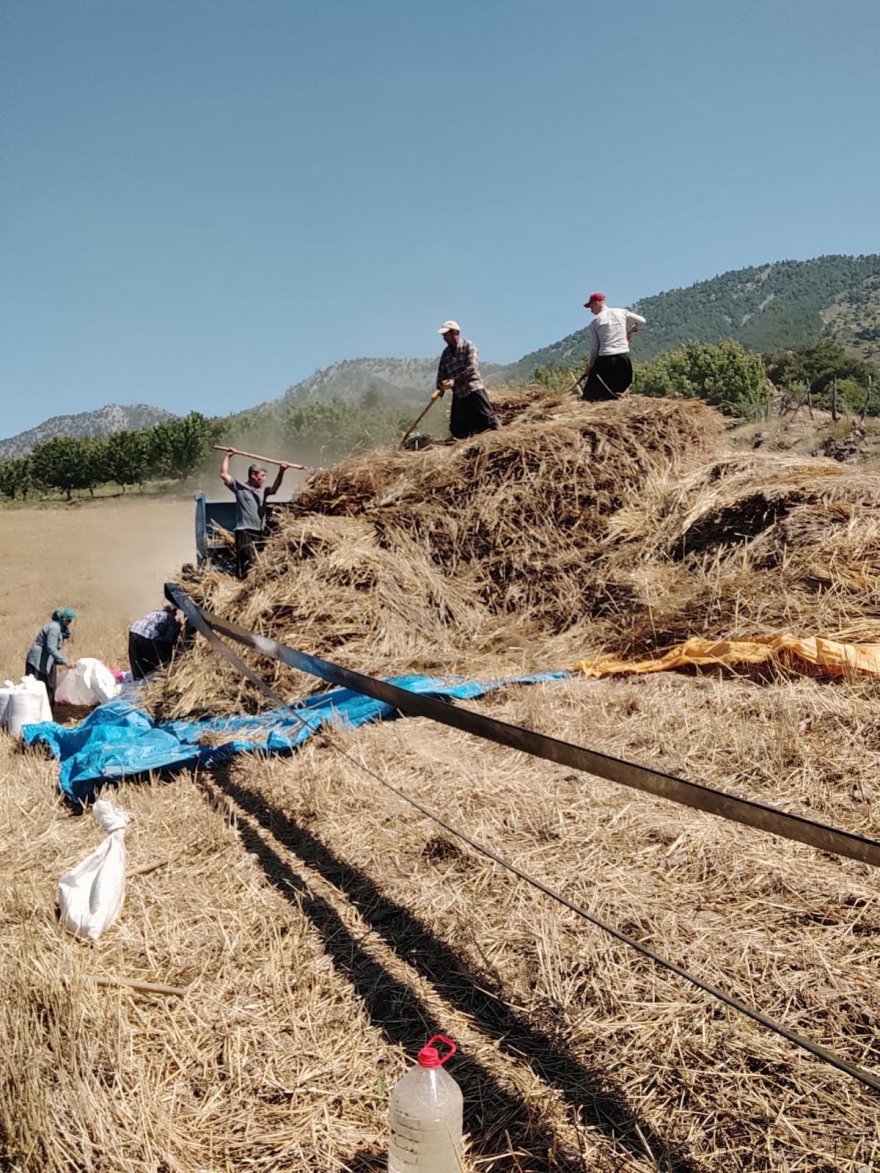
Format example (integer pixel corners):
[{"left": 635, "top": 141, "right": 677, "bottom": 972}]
[
  {"left": 604, "top": 451, "right": 880, "bottom": 653},
  {"left": 151, "top": 388, "right": 880, "bottom": 717},
  {"left": 150, "top": 391, "right": 723, "bottom": 716}
]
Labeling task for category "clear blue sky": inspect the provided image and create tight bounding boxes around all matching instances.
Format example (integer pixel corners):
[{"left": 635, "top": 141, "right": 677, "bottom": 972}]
[{"left": 2, "top": 0, "right": 878, "bottom": 436}]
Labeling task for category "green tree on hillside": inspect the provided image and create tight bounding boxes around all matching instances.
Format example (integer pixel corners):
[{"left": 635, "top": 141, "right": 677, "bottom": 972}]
[
  {"left": 279, "top": 393, "right": 412, "bottom": 461},
  {"left": 148, "top": 412, "right": 221, "bottom": 480},
  {"left": 0, "top": 456, "right": 34, "bottom": 501},
  {"left": 636, "top": 340, "right": 769, "bottom": 417},
  {"left": 764, "top": 340, "right": 874, "bottom": 406},
  {"left": 31, "top": 436, "right": 94, "bottom": 499}
]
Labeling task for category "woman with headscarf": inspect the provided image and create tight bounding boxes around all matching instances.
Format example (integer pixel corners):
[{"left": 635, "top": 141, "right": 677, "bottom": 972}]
[{"left": 25, "top": 607, "right": 77, "bottom": 704}]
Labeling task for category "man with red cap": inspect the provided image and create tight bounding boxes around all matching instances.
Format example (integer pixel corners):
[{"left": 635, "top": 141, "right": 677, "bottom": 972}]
[
  {"left": 581, "top": 292, "right": 646, "bottom": 401},
  {"left": 435, "top": 320, "right": 499, "bottom": 439}
]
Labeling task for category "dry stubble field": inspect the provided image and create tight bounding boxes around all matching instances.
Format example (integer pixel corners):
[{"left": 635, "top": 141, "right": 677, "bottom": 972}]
[{"left": 0, "top": 484, "right": 879, "bottom": 1172}]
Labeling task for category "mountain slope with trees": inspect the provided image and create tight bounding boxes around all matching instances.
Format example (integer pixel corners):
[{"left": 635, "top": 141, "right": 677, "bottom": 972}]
[
  {"left": 505, "top": 254, "right": 880, "bottom": 381},
  {"left": 4, "top": 255, "right": 878, "bottom": 465},
  {"left": 0, "top": 404, "right": 175, "bottom": 461}
]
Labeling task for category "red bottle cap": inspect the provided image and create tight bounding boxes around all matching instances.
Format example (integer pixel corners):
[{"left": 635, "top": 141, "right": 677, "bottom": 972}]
[{"left": 417, "top": 1034, "right": 457, "bottom": 1068}]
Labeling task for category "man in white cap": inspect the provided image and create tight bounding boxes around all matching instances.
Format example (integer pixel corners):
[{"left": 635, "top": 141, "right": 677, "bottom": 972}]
[
  {"left": 435, "top": 320, "right": 499, "bottom": 439},
  {"left": 581, "top": 292, "right": 646, "bottom": 401}
]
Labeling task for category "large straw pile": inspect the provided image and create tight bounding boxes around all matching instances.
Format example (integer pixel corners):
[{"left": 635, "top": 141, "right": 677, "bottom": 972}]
[
  {"left": 151, "top": 388, "right": 880, "bottom": 718},
  {"left": 149, "top": 391, "right": 725, "bottom": 716},
  {"left": 603, "top": 450, "right": 880, "bottom": 654},
  {"left": 5, "top": 387, "right": 880, "bottom": 1171}
]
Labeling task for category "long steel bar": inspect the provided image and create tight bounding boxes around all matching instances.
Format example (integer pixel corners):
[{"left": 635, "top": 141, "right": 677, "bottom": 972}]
[
  {"left": 165, "top": 583, "right": 880, "bottom": 868},
  {"left": 165, "top": 581, "right": 880, "bottom": 1093}
]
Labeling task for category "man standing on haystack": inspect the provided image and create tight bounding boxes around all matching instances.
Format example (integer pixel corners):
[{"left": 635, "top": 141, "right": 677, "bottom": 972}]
[
  {"left": 436, "top": 320, "right": 500, "bottom": 439},
  {"left": 581, "top": 292, "right": 646, "bottom": 401},
  {"left": 220, "top": 450, "right": 291, "bottom": 579}
]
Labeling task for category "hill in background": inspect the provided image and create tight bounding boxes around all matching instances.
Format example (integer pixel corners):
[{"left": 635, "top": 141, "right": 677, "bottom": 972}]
[
  {"left": 0, "top": 404, "right": 175, "bottom": 461},
  {"left": 506, "top": 254, "right": 880, "bottom": 380},
  {"left": 4, "top": 255, "right": 878, "bottom": 455}
]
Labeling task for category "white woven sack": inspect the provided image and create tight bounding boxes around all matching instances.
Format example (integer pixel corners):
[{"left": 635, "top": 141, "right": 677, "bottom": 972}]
[
  {"left": 55, "top": 658, "right": 121, "bottom": 706},
  {"left": 58, "top": 800, "right": 131, "bottom": 942}
]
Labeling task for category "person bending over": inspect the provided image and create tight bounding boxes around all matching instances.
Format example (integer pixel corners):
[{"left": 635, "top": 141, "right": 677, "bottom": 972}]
[{"left": 128, "top": 603, "right": 182, "bottom": 680}]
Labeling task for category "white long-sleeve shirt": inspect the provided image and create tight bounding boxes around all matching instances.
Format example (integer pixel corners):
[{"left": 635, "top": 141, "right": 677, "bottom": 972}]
[{"left": 587, "top": 307, "right": 646, "bottom": 361}]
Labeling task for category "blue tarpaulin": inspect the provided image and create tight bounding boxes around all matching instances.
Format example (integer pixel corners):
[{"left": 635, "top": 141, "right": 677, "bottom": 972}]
[{"left": 22, "top": 672, "right": 565, "bottom": 804}]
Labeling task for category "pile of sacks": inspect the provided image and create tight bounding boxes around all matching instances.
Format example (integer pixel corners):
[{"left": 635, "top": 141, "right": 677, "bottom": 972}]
[
  {"left": 0, "top": 675, "right": 53, "bottom": 737},
  {"left": 0, "top": 658, "right": 121, "bottom": 738}
]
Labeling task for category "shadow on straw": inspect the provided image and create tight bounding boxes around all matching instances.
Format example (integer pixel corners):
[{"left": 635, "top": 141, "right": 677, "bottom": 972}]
[{"left": 205, "top": 765, "right": 697, "bottom": 1173}]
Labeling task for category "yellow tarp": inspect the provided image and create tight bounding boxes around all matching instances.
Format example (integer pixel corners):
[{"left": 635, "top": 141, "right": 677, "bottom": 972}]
[{"left": 575, "top": 635, "right": 880, "bottom": 679}]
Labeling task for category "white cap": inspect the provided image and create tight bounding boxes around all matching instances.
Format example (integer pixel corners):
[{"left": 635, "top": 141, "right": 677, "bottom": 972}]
[{"left": 438, "top": 320, "right": 461, "bottom": 334}]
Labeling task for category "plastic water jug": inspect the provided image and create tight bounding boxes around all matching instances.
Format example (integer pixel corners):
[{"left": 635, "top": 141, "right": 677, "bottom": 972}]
[
  {"left": 388, "top": 1034, "right": 463, "bottom": 1172},
  {"left": 6, "top": 688, "right": 47, "bottom": 739}
]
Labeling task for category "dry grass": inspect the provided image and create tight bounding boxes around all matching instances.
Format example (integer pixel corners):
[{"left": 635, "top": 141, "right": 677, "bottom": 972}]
[
  {"left": 146, "top": 392, "right": 726, "bottom": 718},
  {"left": 1, "top": 391, "right": 879, "bottom": 1171},
  {"left": 2, "top": 673, "right": 877, "bottom": 1170},
  {"left": 604, "top": 451, "right": 880, "bottom": 653}
]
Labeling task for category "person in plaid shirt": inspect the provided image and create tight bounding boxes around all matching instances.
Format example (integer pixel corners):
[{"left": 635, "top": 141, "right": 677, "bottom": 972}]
[
  {"left": 436, "top": 320, "right": 499, "bottom": 440},
  {"left": 128, "top": 603, "right": 182, "bottom": 680}
]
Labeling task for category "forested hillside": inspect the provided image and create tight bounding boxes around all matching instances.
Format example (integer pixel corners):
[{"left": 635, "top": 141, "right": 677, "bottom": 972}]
[
  {"left": 0, "top": 404, "right": 174, "bottom": 461},
  {"left": 505, "top": 254, "right": 880, "bottom": 380},
  {"left": 5, "top": 255, "right": 878, "bottom": 477}
]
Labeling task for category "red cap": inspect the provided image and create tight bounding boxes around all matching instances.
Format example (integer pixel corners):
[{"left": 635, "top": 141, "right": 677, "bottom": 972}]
[
  {"left": 417, "top": 1034, "right": 457, "bottom": 1068},
  {"left": 584, "top": 292, "right": 606, "bottom": 306}
]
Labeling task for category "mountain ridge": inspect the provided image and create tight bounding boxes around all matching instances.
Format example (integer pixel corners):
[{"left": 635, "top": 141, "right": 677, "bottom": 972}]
[
  {"left": 4, "top": 254, "right": 878, "bottom": 454},
  {"left": 0, "top": 404, "right": 176, "bottom": 462},
  {"left": 505, "top": 253, "right": 880, "bottom": 379}
]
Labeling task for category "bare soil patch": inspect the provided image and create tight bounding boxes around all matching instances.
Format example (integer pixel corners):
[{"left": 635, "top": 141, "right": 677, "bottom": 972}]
[{"left": 0, "top": 495, "right": 194, "bottom": 679}]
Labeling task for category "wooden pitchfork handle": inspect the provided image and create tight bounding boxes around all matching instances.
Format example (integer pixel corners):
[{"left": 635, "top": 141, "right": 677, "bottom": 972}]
[
  {"left": 565, "top": 370, "right": 588, "bottom": 396},
  {"left": 401, "top": 391, "right": 442, "bottom": 446},
  {"left": 214, "top": 445, "right": 308, "bottom": 470}
]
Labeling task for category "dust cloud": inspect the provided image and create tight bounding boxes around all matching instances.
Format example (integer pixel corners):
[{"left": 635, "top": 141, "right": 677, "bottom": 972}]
[{"left": 0, "top": 497, "right": 196, "bottom": 676}]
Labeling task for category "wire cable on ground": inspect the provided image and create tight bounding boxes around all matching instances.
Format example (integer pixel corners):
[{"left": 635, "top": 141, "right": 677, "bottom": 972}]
[
  {"left": 166, "top": 585, "right": 880, "bottom": 869},
  {"left": 166, "top": 583, "right": 880, "bottom": 1095}
]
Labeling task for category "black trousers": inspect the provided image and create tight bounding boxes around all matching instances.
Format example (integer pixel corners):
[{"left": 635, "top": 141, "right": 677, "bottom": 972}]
[
  {"left": 583, "top": 354, "right": 633, "bottom": 401},
  {"left": 128, "top": 632, "right": 176, "bottom": 680},
  {"left": 450, "top": 388, "right": 500, "bottom": 440},
  {"left": 235, "top": 528, "right": 264, "bottom": 579}
]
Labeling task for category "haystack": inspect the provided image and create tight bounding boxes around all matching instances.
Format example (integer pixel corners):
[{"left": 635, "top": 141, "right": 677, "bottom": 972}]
[
  {"left": 603, "top": 451, "right": 880, "bottom": 653},
  {"left": 6, "top": 388, "right": 879, "bottom": 1172},
  {"left": 150, "top": 387, "right": 880, "bottom": 719},
  {"left": 149, "top": 391, "right": 724, "bottom": 717}
]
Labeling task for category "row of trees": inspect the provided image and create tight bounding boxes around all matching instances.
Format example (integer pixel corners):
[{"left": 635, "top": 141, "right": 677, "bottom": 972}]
[
  {"left": 2, "top": 341, "right": 875, "bottom": 502},
  {"left": 0, "top": 412, "right": 222, "bottom": 501},
  {"left": 0, "top": 390, "right": 416, "bottom": 502}
]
